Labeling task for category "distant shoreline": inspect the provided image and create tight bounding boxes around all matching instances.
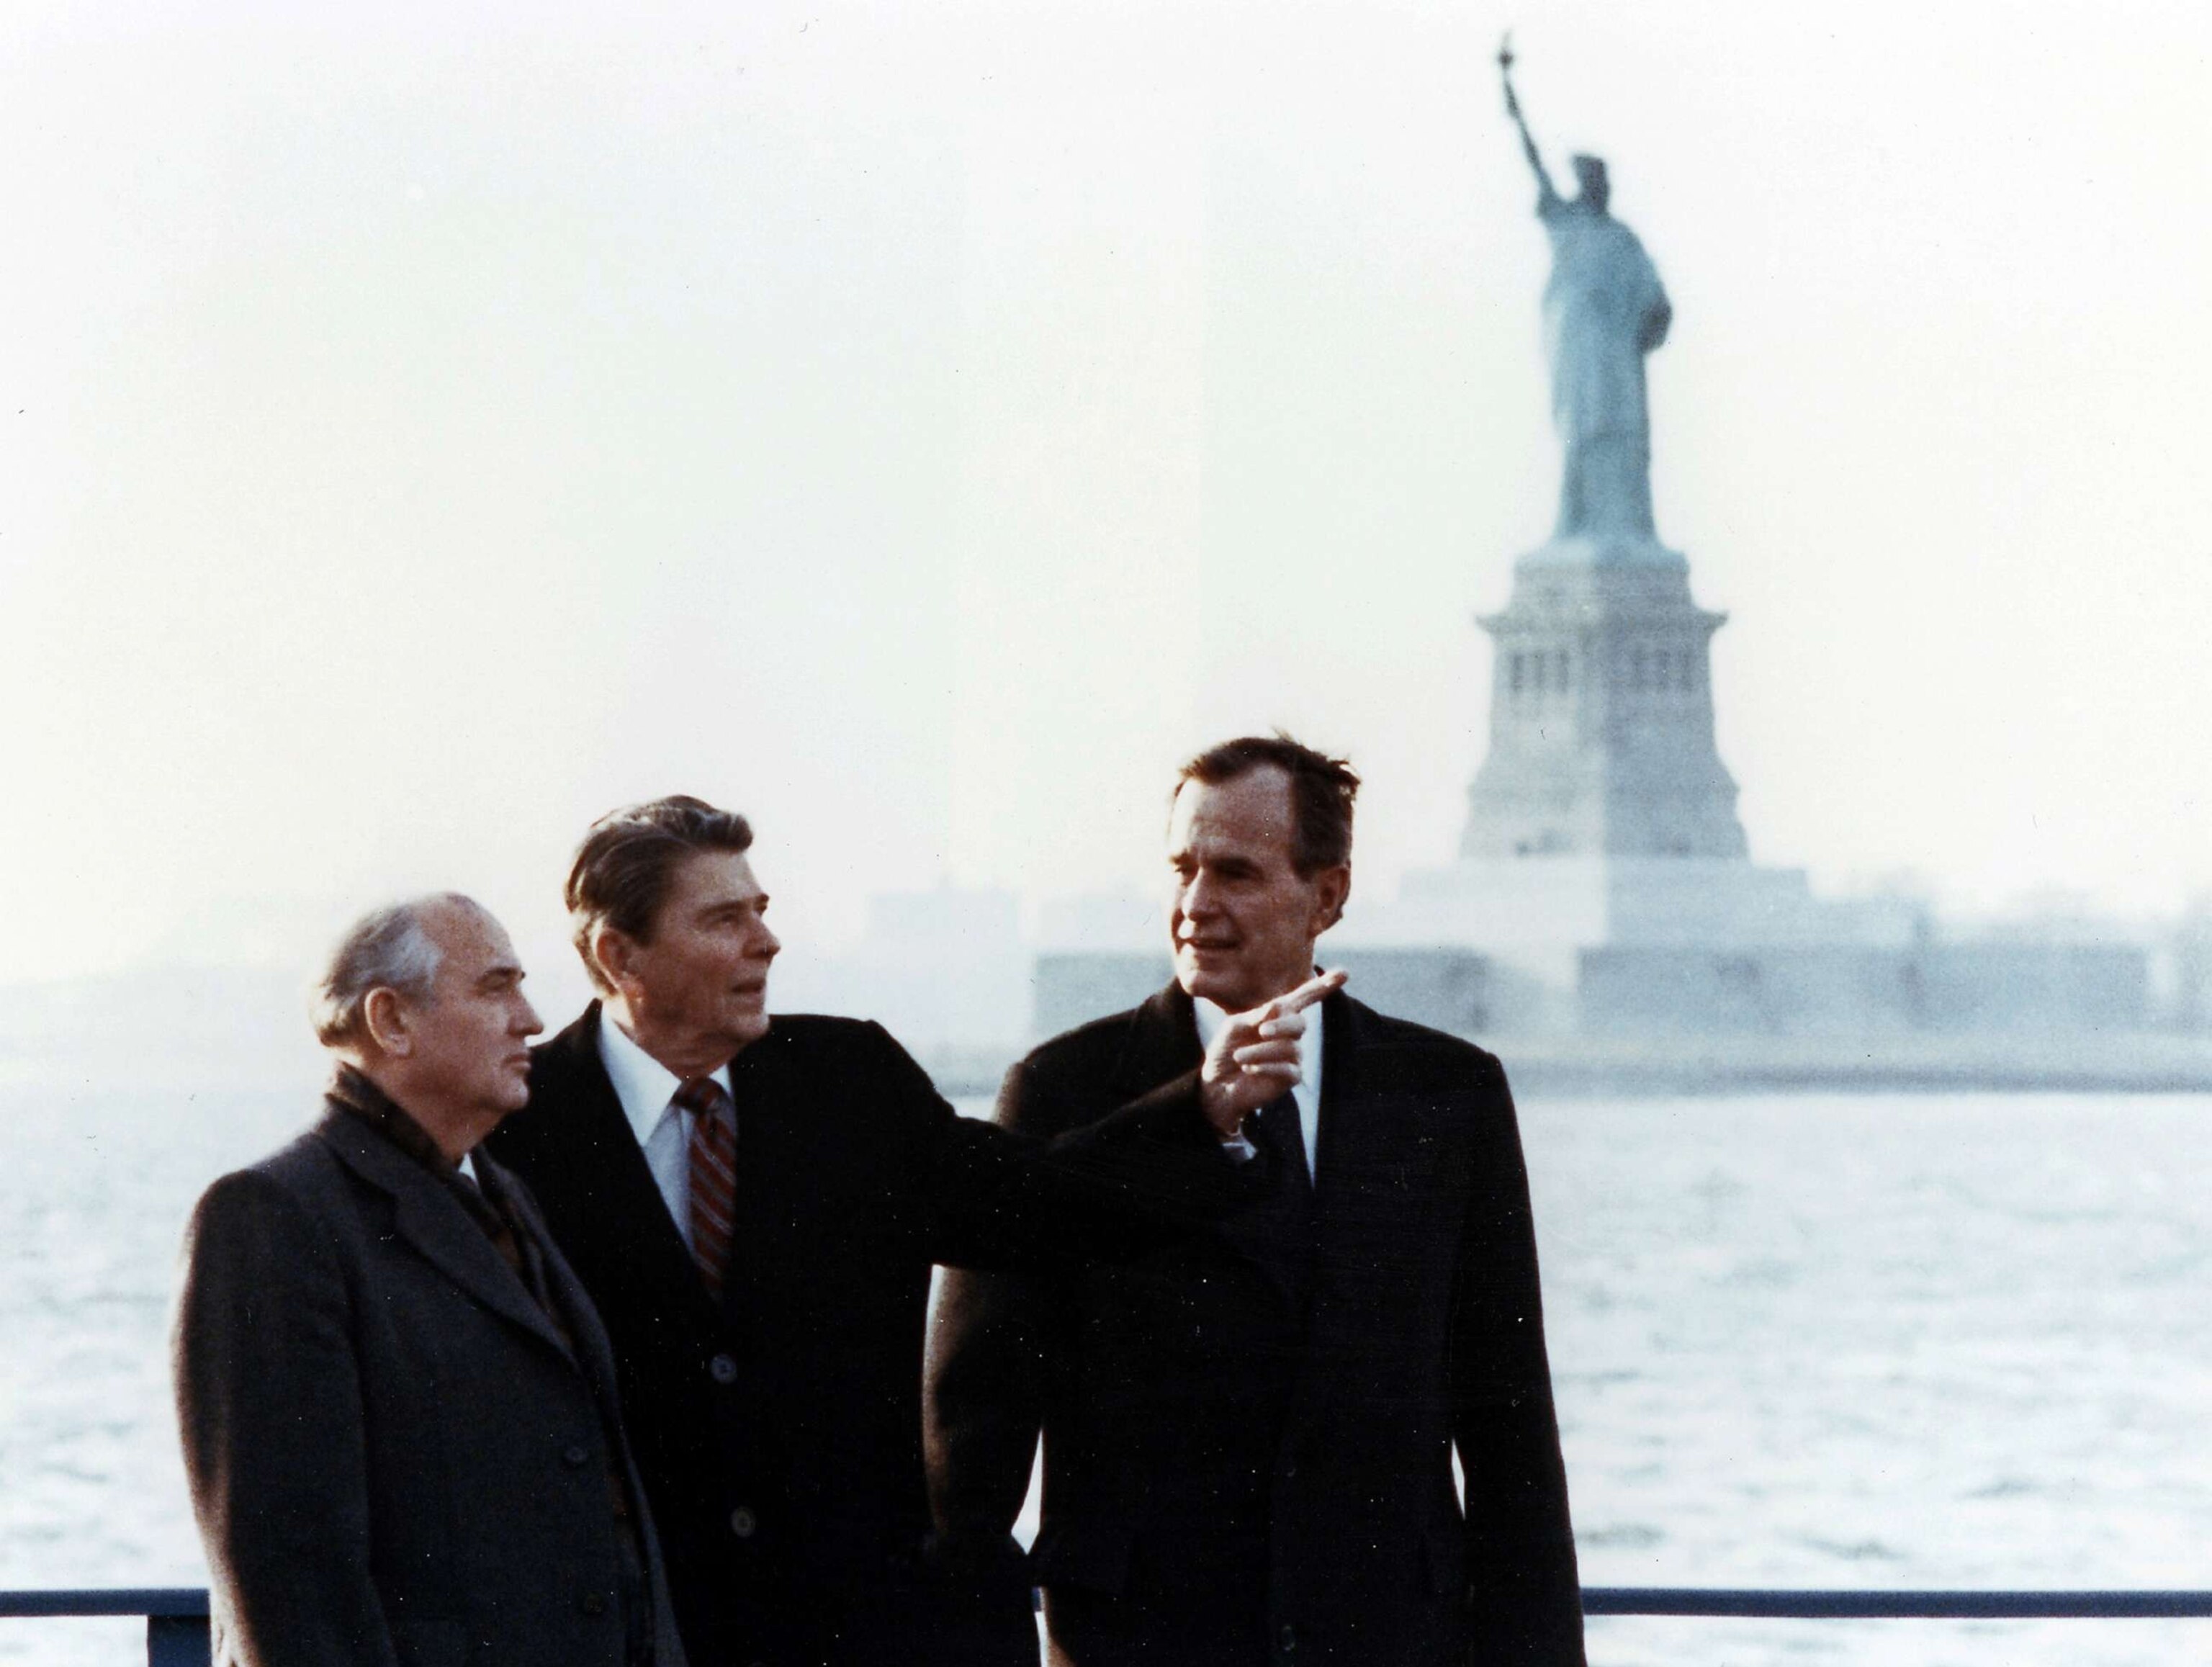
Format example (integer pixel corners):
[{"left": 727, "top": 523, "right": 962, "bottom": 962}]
[
  {"left": 4, "top": 1029, "right": 2207, "bottom": 1104},
  {"left": 922, "top": 1032, "right": 2212, "bottom": 1100}
]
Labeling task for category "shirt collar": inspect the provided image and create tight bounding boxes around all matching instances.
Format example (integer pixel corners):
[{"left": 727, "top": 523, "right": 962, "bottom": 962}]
[
  {"left": 595, "top": 1007, "right": 733, "bottom": 1148},
  {"left": 1190, "top": 976, "right": 1326, "bottom": 1118}
]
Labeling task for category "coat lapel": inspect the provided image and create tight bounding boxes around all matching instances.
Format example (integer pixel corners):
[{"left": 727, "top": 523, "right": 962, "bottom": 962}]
[
  {"left": 1309, "top": 991, "right": 1442, "bottom": 1266},
  {"left": 1287, "top": 992, "right": 1434, "bottom": 1423},
  {"left": 1111, "top": 984, "right": 1205, "bottom": 1103},
  {"left": 1309, "top": 989, "right": 1358, "bottom": 1198},
  {"left": 527, "top": 1005, "right": 724, "bottom": 1336},
  {"left": 315, "top": 1107, "right": 575, "bottom": 1362},
  {"left": 488, "top": 1151, "right": 624, "bottom": 1403},
  {"left": 718, "top": 1022, "right": 811, "bottom": 1327}
]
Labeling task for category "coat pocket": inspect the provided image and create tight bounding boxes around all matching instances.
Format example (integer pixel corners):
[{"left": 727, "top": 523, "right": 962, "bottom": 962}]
[{"left": 1031, "top": 1519, "right": 1136, "bottom": 1596}]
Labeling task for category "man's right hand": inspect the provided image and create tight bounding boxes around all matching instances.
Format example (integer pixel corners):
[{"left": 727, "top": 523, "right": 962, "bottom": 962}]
[{"left": 1197, "top": 969, "right": 1347, "bottom": 1138}]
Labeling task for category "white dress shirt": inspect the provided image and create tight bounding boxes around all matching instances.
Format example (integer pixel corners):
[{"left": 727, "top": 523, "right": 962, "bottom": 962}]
[
  {"left": 1193, "top": 987, "right": 1325, "bottom": 1178},
  {"left": 595, "top": 1009, "right": 734, "bottom": 1251}
]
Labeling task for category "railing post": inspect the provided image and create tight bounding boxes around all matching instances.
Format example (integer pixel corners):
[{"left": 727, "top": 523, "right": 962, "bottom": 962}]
[{"left": 147, "top": 1614, "right": 211, "bottom": 1667}]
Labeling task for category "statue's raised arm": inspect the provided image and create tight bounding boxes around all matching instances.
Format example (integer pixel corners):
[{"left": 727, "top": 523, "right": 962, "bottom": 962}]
[
  {"left": 1498, "top": 36, "right": 1561, "bottom": 208},
  {"left": 1498, "top": 41, "right": 1673, "bottom": 543}
]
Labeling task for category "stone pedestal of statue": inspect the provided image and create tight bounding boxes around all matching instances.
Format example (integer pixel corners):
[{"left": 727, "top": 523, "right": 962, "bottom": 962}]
[
  {"left": 1460, "top": 533, "right": 1747, "bottom": 863},
  {"left": 1342, "top": 521, "right": 1935, "bottom": 1031},
  {"left": 1339, "top": 529, "right": 1777, "bottom": 1027}
]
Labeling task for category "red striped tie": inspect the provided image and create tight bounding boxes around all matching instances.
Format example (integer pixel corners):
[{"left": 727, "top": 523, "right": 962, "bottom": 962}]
[{"left": 675, "top": 1077, "right": 737, "bottom": 1299}]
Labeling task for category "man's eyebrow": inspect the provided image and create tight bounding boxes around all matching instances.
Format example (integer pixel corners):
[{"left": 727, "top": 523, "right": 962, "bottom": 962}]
[
  {"left": 702, "top": 894, "right": 769, "bottom": 917},
  {"left": 477, "top": 964, "right": 523, "bottom": 988}
]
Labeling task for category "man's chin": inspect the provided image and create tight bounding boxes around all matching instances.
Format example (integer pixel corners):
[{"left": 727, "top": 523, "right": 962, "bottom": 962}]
[
  {"left": 1177, "top": 963, "right": 1252, "bottom": 1012},
  {"left": 485, "top": 1082, "right": 533, "bottom": 1120}
]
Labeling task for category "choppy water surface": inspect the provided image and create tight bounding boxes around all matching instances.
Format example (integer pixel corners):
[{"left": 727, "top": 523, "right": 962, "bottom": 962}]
[{"left": 4, "top": 1084, "right": 2211, "bottom": 1664}]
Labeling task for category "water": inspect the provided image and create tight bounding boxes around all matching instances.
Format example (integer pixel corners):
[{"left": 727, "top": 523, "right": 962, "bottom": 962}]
[
  {"left": 1529, "top": 1092, "right": 2212, "bottom": 1665},
  {"left": 4, "top": 1082, "right": 2211, "bottom": 1664}
]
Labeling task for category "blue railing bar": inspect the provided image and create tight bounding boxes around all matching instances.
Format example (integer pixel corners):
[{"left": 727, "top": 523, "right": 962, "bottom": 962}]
[
  {"left": 10, "top": 1585, "right": 2212, "bottom": 1625},
  {"left": 0, "top": 1590, "right": 208, "bottom": 1619},
  {"left": 1582, "top": 1588, "right": 2212, "bottom": 1619}
]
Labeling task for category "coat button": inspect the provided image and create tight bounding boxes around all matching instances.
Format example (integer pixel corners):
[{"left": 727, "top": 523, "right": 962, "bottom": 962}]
[
  {"left": 562, "top": 1444, "right": 588, "bottom": 1467},
  {"left": 730, "top": 1505, "right": 758, "bottom": 1538},
  {"left": 709, "top": 1353, "right": 739, "bottom": 1385},
  {"left": 1278, "top": 1622, "right": 1297, "bottom": 1652},
  {"left": 578, "top": 1591, "right": 608, "bottom": 1617}
]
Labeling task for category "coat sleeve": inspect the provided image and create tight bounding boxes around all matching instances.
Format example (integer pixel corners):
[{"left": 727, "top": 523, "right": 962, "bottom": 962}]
[
  {"left": 862, "top": 1021, "right": 1246, "bottom": 1272},
  {"left": 1447, "top": 1055, "right": 1587, "bottom": 1666},
  {"left": 172, "top": 1170, "right": 400, "bottom": 1667}
]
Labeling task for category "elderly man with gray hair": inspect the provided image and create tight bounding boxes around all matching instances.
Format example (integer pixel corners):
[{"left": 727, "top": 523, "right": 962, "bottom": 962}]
[{"left": 172, "top": 893, "right": 688, "bottom": 1667}]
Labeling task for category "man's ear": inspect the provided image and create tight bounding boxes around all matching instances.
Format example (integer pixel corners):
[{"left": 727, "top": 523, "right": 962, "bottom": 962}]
[
  {"left": 361, "top": 987, "right": 413, "bottom": 1057},
  {"left": 589, "top": 925, "right": 644, "bottom": 1002},
  {"left": 1311, "top": 865, "right": 1352, "bottom": 935}
]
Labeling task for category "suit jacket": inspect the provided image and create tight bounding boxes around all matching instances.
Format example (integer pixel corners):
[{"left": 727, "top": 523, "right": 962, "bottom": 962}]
[
  {"left": 925, "top": 985, "right": 1587, "bottom": 1667},
  {"left": 173, "top": 1096, "right": 687, "bottom": 1667},
  {"left": 484, "top": 1004, "right": 1243, "bottom": 1667}
]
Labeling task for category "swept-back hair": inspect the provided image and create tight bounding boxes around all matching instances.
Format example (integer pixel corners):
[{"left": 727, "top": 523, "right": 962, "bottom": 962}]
[
  {"left": 1175, "top": 733, "right": 1359, "bottom": 876},
  {"left": 566, "top": 796, "right": 755, "bottom": 993}
]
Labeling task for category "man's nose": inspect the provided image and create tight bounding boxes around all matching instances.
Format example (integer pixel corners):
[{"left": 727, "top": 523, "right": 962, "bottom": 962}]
[
  {"left": 516, "top": 996, "right": 544, "bottom": 1037},
  {"left": 1178, "top": 875, "right": 1220, "bottom": 923},
  {"left": 753, "top": 922, "right": 781, "bottom": 960}
]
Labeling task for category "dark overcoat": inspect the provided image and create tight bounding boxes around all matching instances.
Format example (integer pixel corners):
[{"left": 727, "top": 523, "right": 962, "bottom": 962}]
[
  {"left": 485, "top": 1004, "right": 1238, "bottom": 1667},
  {"left": 173, "top": 1100, "right": 687, "bottom": 1667},
  {"left": 926, "top": 985, "right": 1587, "bottom": 1667}
]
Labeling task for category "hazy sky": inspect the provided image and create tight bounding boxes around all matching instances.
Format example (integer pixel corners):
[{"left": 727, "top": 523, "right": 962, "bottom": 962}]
[{"left": 4, "top": 0, "right": 2208, "bottom": 991}]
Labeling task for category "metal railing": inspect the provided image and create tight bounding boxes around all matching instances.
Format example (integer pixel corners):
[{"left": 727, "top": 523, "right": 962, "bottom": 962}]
[
  {"left": 1581, "top": 1587, "right": 2212, "bottom": 1618},
  {"left": 9, "top": 1586, "right": 2212, "bottom": 1664},
  {"left": 0, "top": 1590, "right": 210, "bottom": 1666}
]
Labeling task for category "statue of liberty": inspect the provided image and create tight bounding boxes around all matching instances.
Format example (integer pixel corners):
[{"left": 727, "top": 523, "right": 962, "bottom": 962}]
[{"left": 1501, "top": 40, "right": 1672, "bottom": 542}]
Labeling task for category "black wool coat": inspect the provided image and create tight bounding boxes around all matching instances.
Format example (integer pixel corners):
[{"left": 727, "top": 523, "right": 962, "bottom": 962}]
[
  {"left": 926, "top": 985, "right": 1587, "bottom": 1667},
  {"left": 173, "top": 1101, "right": 688, "bottom": 1667}
]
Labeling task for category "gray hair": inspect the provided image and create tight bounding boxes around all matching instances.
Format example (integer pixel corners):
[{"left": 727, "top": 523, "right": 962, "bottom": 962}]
[{"left": 310, "top": 894, "right": 479, "bottom": 1048}]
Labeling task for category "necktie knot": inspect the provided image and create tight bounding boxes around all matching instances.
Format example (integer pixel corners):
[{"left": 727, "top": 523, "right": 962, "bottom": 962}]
[{"left": 673, "top": 1076, "right": 733, "bottom": 1121}]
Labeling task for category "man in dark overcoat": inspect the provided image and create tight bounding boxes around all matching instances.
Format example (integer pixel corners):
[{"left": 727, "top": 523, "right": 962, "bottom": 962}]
[
  {"left": 174, "top": 894, "right": 687, "bottom": 1667},
  {"left": 925, "top": 736, "right": 1588, "bottom": 1666},
  {"left": 487, "top": 796, "right": 1317, "bottom": 1667}
]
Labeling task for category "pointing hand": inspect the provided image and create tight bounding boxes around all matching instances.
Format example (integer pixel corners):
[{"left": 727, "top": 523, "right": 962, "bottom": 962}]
[{"left": 1197, "top": 969, "right": 1348, "bottom": 1138}]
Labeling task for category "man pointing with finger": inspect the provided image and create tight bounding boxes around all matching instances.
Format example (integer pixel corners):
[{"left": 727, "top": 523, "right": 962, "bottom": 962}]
[
  {"left": 926, "top": 735, "right": 1587, "bottom": 1666},
  {"left": 486, "top": 796, "right": 1267, "bottom": 1667}
]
